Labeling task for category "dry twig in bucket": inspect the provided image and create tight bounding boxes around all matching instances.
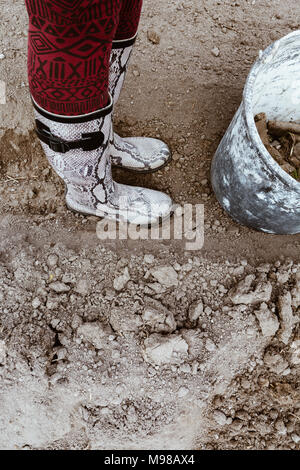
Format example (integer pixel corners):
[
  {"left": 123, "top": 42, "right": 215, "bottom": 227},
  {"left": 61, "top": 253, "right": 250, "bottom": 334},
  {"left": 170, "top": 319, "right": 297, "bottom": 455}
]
[{"left": 254, "top": 113, "right": 300, "bottom": 181}]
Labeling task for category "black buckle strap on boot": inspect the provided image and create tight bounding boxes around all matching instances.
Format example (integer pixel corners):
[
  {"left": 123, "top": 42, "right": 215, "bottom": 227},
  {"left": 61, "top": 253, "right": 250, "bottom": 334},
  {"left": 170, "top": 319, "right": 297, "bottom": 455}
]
[{"left": 35, "top": 120, "right": 104, "bottom": 153}]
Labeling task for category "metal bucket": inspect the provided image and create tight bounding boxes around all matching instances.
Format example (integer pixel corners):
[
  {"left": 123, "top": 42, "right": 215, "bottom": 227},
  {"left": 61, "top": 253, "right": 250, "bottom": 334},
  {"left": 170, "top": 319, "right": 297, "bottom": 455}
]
[{"left": 211, "top": 31, "right": 300, "bottom": 234}]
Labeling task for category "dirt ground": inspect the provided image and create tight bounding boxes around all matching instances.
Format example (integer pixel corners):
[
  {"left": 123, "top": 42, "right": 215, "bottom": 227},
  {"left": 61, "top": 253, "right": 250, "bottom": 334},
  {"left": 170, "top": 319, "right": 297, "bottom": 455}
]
[{"left": 0, "top": 0, "right": 299, "bottom": 450}]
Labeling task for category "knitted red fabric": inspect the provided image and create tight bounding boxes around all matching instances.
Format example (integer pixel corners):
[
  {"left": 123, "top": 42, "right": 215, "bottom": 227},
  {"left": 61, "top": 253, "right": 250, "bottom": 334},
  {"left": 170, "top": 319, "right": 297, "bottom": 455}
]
[
  {"left": 115, "top": 0, "right": 143, "bottom": 40},
  {"left": 25, "top": 0, "right": 143, "bottom": 116}
]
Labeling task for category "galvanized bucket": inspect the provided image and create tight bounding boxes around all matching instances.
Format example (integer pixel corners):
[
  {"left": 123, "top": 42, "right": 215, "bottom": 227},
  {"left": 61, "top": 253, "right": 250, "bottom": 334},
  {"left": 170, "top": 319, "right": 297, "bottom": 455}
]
[{"left": 211, "top": 31, "right": 300, "bottom": 234}]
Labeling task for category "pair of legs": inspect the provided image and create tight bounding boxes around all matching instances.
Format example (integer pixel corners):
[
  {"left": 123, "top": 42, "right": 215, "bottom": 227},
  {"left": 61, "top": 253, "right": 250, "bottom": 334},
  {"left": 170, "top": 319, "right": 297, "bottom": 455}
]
[
  {"left": 26, "top": 0, "right": 143, "bottom": 115},
  {"left": 25, "top": 0, "right": 173, "bottom": 225}
]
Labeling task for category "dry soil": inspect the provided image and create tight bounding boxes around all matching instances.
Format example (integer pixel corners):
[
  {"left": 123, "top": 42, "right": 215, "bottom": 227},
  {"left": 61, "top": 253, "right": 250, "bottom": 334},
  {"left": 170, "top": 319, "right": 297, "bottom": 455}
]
[{"left": 0, "top": 0, "right": 299, "bottom": 450}]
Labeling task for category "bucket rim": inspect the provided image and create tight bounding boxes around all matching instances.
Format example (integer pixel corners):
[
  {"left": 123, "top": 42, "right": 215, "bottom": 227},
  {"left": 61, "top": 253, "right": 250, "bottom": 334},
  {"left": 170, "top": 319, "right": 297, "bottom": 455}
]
[{"left": 243, "top": 30, "right": 300, "bottom": 192}]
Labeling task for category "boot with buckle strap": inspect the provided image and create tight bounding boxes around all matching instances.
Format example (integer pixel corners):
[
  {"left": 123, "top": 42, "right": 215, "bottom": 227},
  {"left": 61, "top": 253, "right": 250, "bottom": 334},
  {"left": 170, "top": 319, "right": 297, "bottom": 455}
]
[{"left": 34, "top": 96, "right": 173, "bottom": 225}]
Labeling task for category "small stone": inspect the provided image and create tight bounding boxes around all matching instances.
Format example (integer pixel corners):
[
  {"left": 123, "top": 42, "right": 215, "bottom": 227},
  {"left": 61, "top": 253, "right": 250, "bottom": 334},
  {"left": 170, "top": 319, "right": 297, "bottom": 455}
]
[
  {"left": 255, "top": 303, "right": 280, "bottom": 337},
  {"left": 116, "top": 384, "right": 125, "bottom": 395},
  {"left": 258, "top": 376, "right": 269, "bottom": 387},
  {"left": 74, "top": 279, "right": 90, "bottom": 296},
  {"left": 291, "top": 434, "right": 300, "bottom": 444},
  {"left": 147, "top": 282, "right": 166, "bottom": 294},
  {"left": 233, "top": 266, "right": 244, "bottom": 276},
  {"left": 277, "top": 292, "right": 298, "bottom": 345},
  {"left": 142, "top": 302, "right": 176, "bottom": 333},
  {"left": 147, "top": 30, "right": 160, "bottom": 44},
  {"left": 241, "top": 378, "right": 251, "bottom": 390},
  {"left": 218, "top": 285, "right": 228, "bottom": 294},
  {"left": 32, "top": 297, "right": 41, "bottom": 309},
  {"left": 211, "top": 46, "right": 220, "bottom": 57},
  {"left": 49, "top": 281, "right": 70, "bottom": 294},
  {"left": 290, "top": 339, "right": 300, "bottom": 366},
  {"left": 229, "top": 275, "right": 272, "bottom": 305},
  {"left": 47, "top": 254, "right": 58, "bottom": 268},
  {"left": 56, "top": 347, "right": 67, "bottom": 361},
  {"left": 205, "top": 338, "right": 217, "bottom": 352},
  {"left": 274, "top": 419, "right": 287, "bottom": 435},
  {"left": 42, "top": 168, "right": 50, "bottom": 177},
  {"left": 144, "top": 254, "right": 155, "bottom": 264},
  {"left": 263, "top": 350, "right": 289, "bottom": 374},
  {"left": 291, "top": 273, "right": 300, "bottom": 308},
  {"left": 50, "top": 318, "right": 60, "bottom": 329},
  {"left": 269, "top": 409, "right": 278, "bottom": 420},
  {"left": 188, "top": 299, "right": 203, "bottom": 321},
  {"left": 256, "top": 263, "right": 271, "bottom": 273},
  {"left": 143, "top": 333, "right": 189, "bottom": 365},
  {"left": 235, "top": 410, "right": 249, "bottom": 421},
  {"left": 113, "top": 267, "right": 130, "bottom": 291},
  {"left": 71, "top": 314, "right": 82, "bottom": 330},
  {"left": 178, "top": 386, "right": 189, "bottom": 398},
  {"left": 46, "top": 298, "right": 58, "bottom": 310},
  {"left": 213, "top": 410, "right": 227, "bottom": 426},
  {"left": 0, "top": 340, "right": 7, "bottom": 365},
  {"left": 150, "top": 266, "right": 178, "bottom": 288},
  {"left": 230, "top": 419, "right": 243, "bottom": 431},
  {"left": 276, "top": 270, "right": 290, "bottom": 284},
  {"left": 132, "top": 68, "right": 140, "bottom": 77},
  {"left": 188, "top": 363, "right": 197, "bottom": 377},
  {"left": 179, "top": 363, "right": 191, "bottom": 374}
]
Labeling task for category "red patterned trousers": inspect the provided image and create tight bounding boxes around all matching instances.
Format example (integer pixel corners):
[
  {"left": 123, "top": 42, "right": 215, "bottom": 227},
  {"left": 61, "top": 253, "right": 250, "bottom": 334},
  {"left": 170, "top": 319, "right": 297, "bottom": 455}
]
[{"left": 25, "top": 0, "right": 143, "bottom": 116}]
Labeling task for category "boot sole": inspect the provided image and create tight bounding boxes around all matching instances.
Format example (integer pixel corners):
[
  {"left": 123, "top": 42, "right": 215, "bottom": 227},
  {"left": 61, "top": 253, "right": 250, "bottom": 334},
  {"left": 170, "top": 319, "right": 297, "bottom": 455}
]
[{"left": 64, "top": 187, "right": 174, "bottom": 229}]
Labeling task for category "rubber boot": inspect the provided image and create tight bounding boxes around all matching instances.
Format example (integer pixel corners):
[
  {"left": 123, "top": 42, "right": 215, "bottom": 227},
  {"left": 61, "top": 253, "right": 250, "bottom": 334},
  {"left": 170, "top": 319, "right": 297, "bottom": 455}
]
[
  {"left": 109, "top": 35, "right": 171, "bottom": 173},
  {"left": 33, "top": 97, "right": 173, "bottom": 225}
]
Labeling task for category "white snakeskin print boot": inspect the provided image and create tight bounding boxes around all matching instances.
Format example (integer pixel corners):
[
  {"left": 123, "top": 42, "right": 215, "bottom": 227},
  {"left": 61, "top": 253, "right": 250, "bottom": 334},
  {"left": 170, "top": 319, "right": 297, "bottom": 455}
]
[
  {"left": 33, "top": 97, "right": 173, "bottom": 225},
  {"left": 109, "top": 35, "right": 171, "bottom": 173}
]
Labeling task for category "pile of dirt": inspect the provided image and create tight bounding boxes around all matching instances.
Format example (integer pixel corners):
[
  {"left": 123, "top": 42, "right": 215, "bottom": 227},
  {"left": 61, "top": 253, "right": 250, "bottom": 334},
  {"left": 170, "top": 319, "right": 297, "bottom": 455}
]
[
  {"left": 255, "top": 113, "right": 300, "bottom": 181},
  {"left": 0, "top": 226, "right": 299, "bottom": 449}
]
